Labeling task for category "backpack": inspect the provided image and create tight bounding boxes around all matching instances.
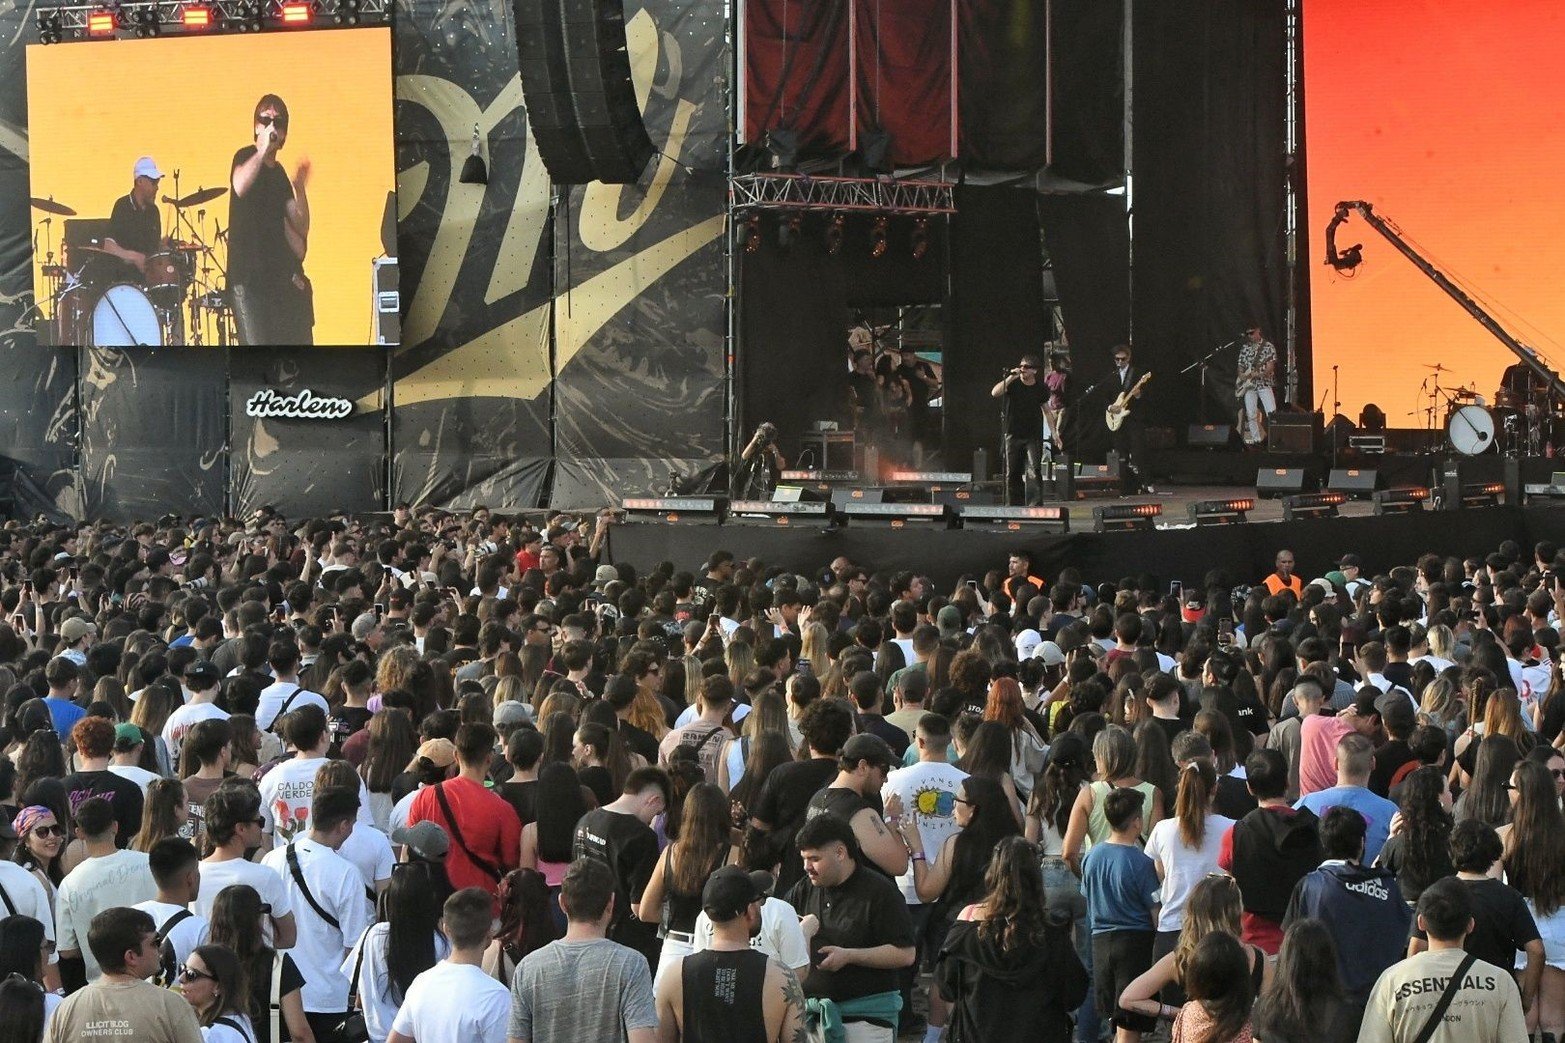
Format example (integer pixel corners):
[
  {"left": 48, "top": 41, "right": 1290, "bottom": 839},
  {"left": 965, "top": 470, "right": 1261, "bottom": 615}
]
[{"left": 153, "top": 909, "right": 195, "bottom": 988}]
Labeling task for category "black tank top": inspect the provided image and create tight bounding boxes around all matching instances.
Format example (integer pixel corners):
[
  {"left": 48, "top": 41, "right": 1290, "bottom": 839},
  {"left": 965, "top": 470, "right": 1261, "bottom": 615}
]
[
  {"left": 681, "top": 948, "right": 770, "bottom": 1043},
  {"left": 663, "top": 845, "right": 728, "bottom": 935}
]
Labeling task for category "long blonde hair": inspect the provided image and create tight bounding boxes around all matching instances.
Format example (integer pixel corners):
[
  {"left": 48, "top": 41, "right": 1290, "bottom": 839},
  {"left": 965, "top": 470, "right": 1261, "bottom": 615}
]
[
  {"left": 1419, "top": 675, "right": 1459, "bottom": 729},
  {"left": 1172, "top": 874, "right": 1244, "bottom": 985},
  {"left": 800, "top": 623, "right": 831, "bottom": 673}
]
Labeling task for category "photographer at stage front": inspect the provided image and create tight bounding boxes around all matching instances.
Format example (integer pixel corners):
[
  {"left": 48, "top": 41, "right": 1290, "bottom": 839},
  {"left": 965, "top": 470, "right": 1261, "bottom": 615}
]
[{"left": 737, "top": 422, "right": 787, "bottom": 498}]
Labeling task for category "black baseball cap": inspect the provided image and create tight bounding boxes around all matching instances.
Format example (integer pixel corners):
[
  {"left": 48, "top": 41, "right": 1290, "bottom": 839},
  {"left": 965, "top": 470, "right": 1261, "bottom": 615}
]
[{"left": 702, "top": 865, "right": 763, "bottom": 922}]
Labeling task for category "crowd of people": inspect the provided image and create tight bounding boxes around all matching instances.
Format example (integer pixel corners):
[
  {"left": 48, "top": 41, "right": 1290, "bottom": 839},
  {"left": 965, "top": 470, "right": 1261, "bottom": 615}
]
[{"left": 0, "top": 505, "right": 1558, "bottom": 1043}]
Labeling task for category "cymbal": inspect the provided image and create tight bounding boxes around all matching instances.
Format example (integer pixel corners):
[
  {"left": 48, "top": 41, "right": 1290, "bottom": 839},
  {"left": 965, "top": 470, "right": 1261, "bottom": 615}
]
[
  {"left": 1422, "top": 363, "right": 1446, "bottom": 371},
  {"left": 30, "top": 197, "right": 76, "bottom": 216},
  {"left": 169, "top": 187, "right": 227, "bottom": 208}
]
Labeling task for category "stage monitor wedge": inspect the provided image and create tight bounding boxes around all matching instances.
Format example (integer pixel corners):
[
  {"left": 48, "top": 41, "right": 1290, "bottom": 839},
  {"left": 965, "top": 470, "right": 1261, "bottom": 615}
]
[
  {"left": 514, "top": 0, "right": 654, "bottom": 184},
  {"left": 1256, "top": 468, "right": 1308, "bottom": 498}
]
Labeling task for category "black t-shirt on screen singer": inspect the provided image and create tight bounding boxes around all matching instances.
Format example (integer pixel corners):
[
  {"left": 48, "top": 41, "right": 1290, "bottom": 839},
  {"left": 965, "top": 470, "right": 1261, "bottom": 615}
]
[
  {"left": 228, "top": 147, "right": 301, "bottom": 286},
  {"left": 1003, "top": 379, "right": 1048, "bottom": 436}
]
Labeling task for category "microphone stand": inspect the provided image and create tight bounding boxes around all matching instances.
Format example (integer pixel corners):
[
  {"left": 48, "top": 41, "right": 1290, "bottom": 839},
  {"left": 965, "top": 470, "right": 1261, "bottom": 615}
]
[{"left": 1180, "top": 338, "right": 1240, "bottom": 425}]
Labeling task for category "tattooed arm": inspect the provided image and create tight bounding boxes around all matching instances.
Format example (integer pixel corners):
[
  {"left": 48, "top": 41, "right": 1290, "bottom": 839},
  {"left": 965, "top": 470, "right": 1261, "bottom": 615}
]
[{"left": 769, "top": 960, "right": 808, "bottom": 1043}]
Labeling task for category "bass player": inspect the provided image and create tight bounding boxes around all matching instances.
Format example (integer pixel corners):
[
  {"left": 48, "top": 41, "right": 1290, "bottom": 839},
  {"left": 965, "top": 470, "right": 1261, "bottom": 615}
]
[{"left": 1105, "top": 344, "right": 1153, "bottom": 494}]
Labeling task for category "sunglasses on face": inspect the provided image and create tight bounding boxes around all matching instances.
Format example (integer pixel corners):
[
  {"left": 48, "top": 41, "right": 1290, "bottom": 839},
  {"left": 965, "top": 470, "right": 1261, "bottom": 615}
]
[
  {"left": 30, "top": 825, "right": 63, "bottom": 839},
  {"left": 257, "top": 114, "right": 288, "bottom": 129},
  {"left": 177, "top": 964, "right": 216, "bottom": 984}
]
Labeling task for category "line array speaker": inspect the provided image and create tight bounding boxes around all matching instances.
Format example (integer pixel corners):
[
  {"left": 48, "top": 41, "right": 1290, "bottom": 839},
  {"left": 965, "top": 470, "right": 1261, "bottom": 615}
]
[{"left": 514, "top": 0, "right": 654, "bottom": 184}]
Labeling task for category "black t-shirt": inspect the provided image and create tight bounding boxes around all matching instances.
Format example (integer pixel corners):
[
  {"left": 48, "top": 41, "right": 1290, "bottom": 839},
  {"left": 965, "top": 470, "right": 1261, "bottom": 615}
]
[
  {"left": 247, "top": 950, "right": 305, "bottom": 1043},
  {"left": 862, "top": 715, "right": 910, "bottom": 759},
  {"left": 579, "top": 765, "right": 615, "bottom": 807},
  {"left": 785, "top": 863, "right": 915, "bottom": 1001},
  {"left": 573, "top": 808, "right": 659, "bottom": 951},
  {"left": 897, "top": 359, "right": 936, "bottom": 411},
  {"left": 619, "top": 720, "right": 660, "bottom": 765},
  {"left": 807, "top": 785, "right": 868, "bottom": 826},
  {"left": 1003, "top": 379, "right": 1048, "bottom": 436},
  {"left": 753, "top": 758, "right": 840, "bottom": 892},
  {"left": 62, "top": 769, "right": 145, "bottom": 848},
  {"left": 229, "top": 146, "right": 300, "bottom": 286},
  {"left": 1411, "top": 877, "right": 1539, "bottom": 971},
  {"left": 328, "top": 705, "right": 372, "bottom": 746},
  {"left": 1369, "top": 740, "right": 1417, "bottom": 798},
  {"left": 848, "top": 372, "right": 882, "bottom": 422},
  {"left": 1148, "top": 715, "right": 1188, "bottom": 748},
  {"left": 496, "top": 779, "right": 537, "bottom": 827},
  {"left": 106, "top": 193, "right": 160, "bottom": 281},
  {"left": 1376, "top": 833, "right": 1454, "bottom": 904}
]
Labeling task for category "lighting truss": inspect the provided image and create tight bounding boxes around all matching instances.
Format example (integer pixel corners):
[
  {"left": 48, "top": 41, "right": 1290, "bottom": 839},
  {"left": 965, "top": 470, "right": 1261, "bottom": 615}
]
[
  {"left": 35, "top": 0, "right": 387, "bottom": 40},
  {"left": 730, "top": 173, "right": 956, "bottom": 216}
]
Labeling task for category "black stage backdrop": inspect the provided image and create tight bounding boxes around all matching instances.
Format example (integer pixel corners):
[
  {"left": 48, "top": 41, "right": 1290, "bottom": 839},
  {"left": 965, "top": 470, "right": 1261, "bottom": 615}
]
[
  {"left": 739, "top": 214, "right": 946, "bottom": 460},
  {"left": 1131, "top": 0, "right": 1289, "bottom": 429},
  {"left": 230, "top": 349, "right": 387, "bottom": 517},
  {"left": 1037, "top": 192, "right": 1131, "bottom": 462},
  {"left": 945, "top": 187, "right": 1046, "bottom": 473},
  {"left": 78, "top": 347, "right": 227, "bottom": 520},
  {"left": 1047, "top": 0, "right": 1125, "bottom": 187}
]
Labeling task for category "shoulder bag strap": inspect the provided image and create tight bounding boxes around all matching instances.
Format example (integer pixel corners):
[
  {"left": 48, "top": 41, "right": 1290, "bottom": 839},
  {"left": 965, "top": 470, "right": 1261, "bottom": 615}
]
[
  {"left": 269, "top": 951, "right": 284, "bottom": 1043},
  {"left": 284, "top": 843, "right": 341, "bottom": 931},
  {"left": 346, "top": 922, "right": 372, "bottom": 1012},
  {"left": 433, "top": 781, "right": 502, "bottom": 881},
  {"left": 1410, "top": 952, "right": 1478, "bottom": 1043},
  {"left": 214, "top": 1015, "right": 256, "bottom": 1043},
  {"left": 156, "top": 907, "right": 194, "bottom": 944},
  {"left": 0, "top": 880, "right": 15, "bottom": 917},
  {"left": 270, "top": 686, "right": 304, "bottom": 731}
]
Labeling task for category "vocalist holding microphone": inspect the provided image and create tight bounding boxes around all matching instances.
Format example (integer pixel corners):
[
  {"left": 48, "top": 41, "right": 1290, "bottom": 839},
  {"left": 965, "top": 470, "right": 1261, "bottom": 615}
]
[
  {"left": 991, "top": 354, "right": 1049, "bottom": 506},
  {"left": 229, "top": 94, "right": 313, "bottom": 345}
]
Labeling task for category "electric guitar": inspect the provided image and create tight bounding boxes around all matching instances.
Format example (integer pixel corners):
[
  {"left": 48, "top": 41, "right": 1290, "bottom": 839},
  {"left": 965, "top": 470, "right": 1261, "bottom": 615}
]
[{"left": 1105, "top": 373, "right": 1152, "bottom": 432}]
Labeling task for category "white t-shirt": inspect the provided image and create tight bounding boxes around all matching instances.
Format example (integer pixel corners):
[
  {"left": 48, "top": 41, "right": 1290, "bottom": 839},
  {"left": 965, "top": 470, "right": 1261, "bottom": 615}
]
[
  {"left": 194, "top": 857, "right": 296, "bottom": 930},
  {"left": 389, "top": 960, "right": 510, "bottom": 1043},
  {"left": 135, "top": 899, "right": 209, "bottom": 974},
  {"left": 259, "top": 838, "right": 374, "bottom": 1014},
  {"left": 389, "top": 787, "right": 423, "bottom": 834},
  {"left": 0, "top": 860, "right": 57, "bottom": 961},
  {"left": 255, "top": 682, "right": 330, "bottom": 732},
  {"left": 882, "top": 760, "right": 969, "bottom": 903},
  {"left": 1142, "top": 813, "right": 1236, "bottom": 933},
  {"left": 201, "top": 1013, "right": 255, "bottom": 1043},
  {"left": 257, "top": 756, "right": 374, "bottom": 848},
  {"left": 692, "top": 896, "right": 810, "bottom": 973},
  {"left": 338, "top": 824, "right": 395, "bottom": 893},
  {"left": 341, "top": 923, "right": 451, "bottom": 1043},
  {"left": 674, "top": 702, "right": 751, "bottom": 730},
  {"left": 56, "top": 850, "right": 158, "bottom": 980},
  {"left": 891, "top": 637, "right": 916, "bottom": 666},
  {"left": 107, "top": 764, "right": 162, "bottom": 795},
  {"left": 162, "top": 702, "right": 230, "bottom": 769}
]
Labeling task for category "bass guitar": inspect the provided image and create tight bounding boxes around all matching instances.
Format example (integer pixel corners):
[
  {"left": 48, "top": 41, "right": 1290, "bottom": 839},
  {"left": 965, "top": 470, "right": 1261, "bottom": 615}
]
[{"left": 1105, "top": 373, "right": 1151, "bottom": 432}]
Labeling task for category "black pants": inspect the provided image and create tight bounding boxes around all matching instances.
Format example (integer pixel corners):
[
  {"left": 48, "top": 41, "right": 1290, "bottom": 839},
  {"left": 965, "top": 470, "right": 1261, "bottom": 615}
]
[
  {"left": 1112, "top": 416, "right": 1147, "bottom": 492},
  {"left": 1004, "top": 433, "right": 1043, "bottom": 505},
  {"left": 304, "top": 1010, "right": 347, "bottom": 1043},
  {"left": 1092, "top": 929, "right": 1157, "bottom": 1032},
  {"left": 232, "top": 279, "right": 314, "bottom": 345}
]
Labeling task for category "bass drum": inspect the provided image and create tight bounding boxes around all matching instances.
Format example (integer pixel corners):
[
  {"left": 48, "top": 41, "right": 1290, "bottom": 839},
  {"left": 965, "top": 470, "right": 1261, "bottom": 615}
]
[
  {"left": 91, "top": 283, "right": 163, "bottom": 347},
  {"left": 1447, "top": 404, "right": 1495, "bottom": 456}
]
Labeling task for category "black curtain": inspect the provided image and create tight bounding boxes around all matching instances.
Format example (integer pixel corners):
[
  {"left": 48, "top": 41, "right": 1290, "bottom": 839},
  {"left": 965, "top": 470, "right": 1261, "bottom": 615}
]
[
  {"left": 1037, "top": 192, "right": 1130, "bottom": 463},
  {"left": 947, "top": 186, "right": 1047, "bottom": 473},
  {"left": 1048, "top": 0, "right": 1125, "bottom": 187},
  {"left": 739, "top": 213, "right": 945, "bottom": 464},
  {"left": 1130, "top": 0, "right": 1289, "bottom": 433}
]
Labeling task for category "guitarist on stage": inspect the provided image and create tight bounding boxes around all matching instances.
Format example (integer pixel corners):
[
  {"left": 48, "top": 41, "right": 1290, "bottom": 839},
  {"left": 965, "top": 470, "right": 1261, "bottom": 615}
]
[{"left": 1106, "top": 345, "right": 1153, "bottom": 494}]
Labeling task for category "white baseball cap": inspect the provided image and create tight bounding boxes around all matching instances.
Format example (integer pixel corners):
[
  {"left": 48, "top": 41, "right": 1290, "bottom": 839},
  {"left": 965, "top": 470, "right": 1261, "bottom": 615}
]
[{"left": 133, "top": 156, "right": 163, "bottom": 181}]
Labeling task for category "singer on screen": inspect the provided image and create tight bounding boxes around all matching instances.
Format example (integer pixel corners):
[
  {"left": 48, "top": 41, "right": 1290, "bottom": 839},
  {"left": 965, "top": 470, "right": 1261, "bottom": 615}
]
[{"left": 229, "top": 93, "right": 313, "bottom": 345}]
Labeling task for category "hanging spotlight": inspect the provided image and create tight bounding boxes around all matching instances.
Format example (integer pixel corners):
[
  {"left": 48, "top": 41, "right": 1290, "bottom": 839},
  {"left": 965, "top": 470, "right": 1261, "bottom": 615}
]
[
  {"left": 825, "top": 212, "right": 845, "bottom": 256},
  {"left": 869, "top": 216, "right": 888, "bottom": 259},
  {"left": 777, "top": 211, "right": 802, "bottom": 250},
  {"left": 331, "top": 0, "right": 361, "bottom": 23},
  {"left": 911, "top": 217, "right": 929, "bottom": 261},
  {"left": 743, "top": 213, "right": 762, "bottom": 254},
  {"left": 459, "top": 124, "right": 488, "bottom": 185},
  {"left": 36, "top": 9, "right": 63, "bottom": 43},
  {"left": 132, "top": 7, "right": 160, "bottom": 37}
]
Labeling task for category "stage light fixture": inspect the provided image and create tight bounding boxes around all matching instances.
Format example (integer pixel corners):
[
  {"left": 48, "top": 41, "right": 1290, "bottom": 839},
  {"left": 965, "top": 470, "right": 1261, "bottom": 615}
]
[
  {"left": 459, "top": 124, "right": 488, "bottom": 185},
  {"left": 331, "top": 0, "right": 360, "bottom": 23},
  {"left": 742, "top": 213, "right": 761, "bottom": 254},
  {"left": 1188, "top": 498, "right": 1254, "bottom": 527},
  {"left": 726, "top": 500, "right": 833, "bottom": 527},
  {"left": 825, "top": 212, "right": 845, "bottom": 255},
  {"left": 958, "top": 504, "right": 1069, "bottom": 533},
  {"left": 1373, "top": 487, "right": 1429, "bottom": 516},
  {"left": 181, "top": 5, "right": 214, "bottom": 27},
  {"left": 280, "top": 1, "right": 312, "bottom": 23},
  {"left": 1281, "top": 491, "right": 1346, "bottom": 522},
  {"left": 131, "top": 6, "right": 160, "bottom": 37},
  {"left": 35, "top": 9, "right": 64, "bottom": 43},
  {"left": 764, "top": 128, "right": 798, "bottom": 172},
  {"left": 777, "top": 211, "right": 801, "bottom": 249},
  {"left": 1093, "top": 502, "right": 1162, "bottom": 534},
  {"left": 869, "top": 216, "right": 888, "bottom": 259},
  {"left": 87, "top": 9, "right": 116, "bottom": 35},
  {"left": 911, "top": 217, "right": 929, "bottom": 260},
  {"left": 621, "top": 497, "right": 724, "bottom": 524},
  {"left": 837, "top": 501, "right": 950, "bottom": 528},
  {"left": 1459, "top": 482, "right": 1505, "bottom": 509}
]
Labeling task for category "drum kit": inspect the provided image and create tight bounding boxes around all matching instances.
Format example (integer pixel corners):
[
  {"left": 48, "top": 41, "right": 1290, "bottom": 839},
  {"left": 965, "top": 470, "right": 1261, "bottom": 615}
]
[
  {"left": 1422, "top": 363, "right": 1563, "bottom": 457},
  {"left": 30, "top": 177, "right": 235, "bottom": 348}
]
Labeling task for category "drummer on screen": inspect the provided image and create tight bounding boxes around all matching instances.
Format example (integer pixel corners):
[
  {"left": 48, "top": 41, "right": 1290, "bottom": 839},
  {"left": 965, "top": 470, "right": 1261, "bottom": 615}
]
[{"left": 100, "top": 156, "right": 169, "bottom": 282}]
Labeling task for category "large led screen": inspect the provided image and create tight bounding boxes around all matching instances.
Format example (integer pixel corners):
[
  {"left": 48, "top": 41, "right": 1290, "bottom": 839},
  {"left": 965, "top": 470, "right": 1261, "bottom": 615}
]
[
  {"left": 1304, "top": 1, "right": 1565, "bottom": 424},
  {"left": 27, "top": 28, "right": 394, "bottom": 347}
]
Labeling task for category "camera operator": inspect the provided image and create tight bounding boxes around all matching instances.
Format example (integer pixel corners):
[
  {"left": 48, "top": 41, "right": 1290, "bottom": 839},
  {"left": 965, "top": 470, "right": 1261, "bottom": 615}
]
[{"left": 737, "top": 422, "right": 787, "bottom": 498}]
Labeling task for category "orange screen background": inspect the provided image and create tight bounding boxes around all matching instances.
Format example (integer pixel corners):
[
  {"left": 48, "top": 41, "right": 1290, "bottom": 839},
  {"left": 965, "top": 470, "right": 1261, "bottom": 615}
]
[
  {"left": 27, "top": 29, "right": 394, "bottom": 346},
  {"left": 1304, "top": 1, "right": 1565, "bottom": 423}
]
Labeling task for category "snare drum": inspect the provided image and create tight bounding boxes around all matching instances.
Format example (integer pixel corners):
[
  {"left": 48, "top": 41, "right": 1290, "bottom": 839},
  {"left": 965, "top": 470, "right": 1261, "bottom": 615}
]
[
  {"left": 144, "top": 250, "right": 192, "bottom": 309},
  {"left": 91, "top": 283, "right": 163, "bottom": 347}
]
